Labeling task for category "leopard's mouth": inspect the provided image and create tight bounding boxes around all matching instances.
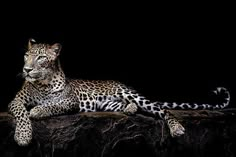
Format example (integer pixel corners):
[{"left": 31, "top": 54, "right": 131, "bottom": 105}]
[
  {"left": 23, "top": 72, "right": 42, "bottom": 82},
  {"left": 25, "top": 76, "right": 37, "bottom": 82}
]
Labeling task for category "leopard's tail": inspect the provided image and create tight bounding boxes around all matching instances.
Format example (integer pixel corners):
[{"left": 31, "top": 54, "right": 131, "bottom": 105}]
[{"left": 158, "top": 87, "right": 230, "bottom": 110}]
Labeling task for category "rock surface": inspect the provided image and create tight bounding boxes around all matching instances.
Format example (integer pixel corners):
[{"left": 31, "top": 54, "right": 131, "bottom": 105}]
[{"left": 0, "top": 109, "right": 236, "bottom": 157}]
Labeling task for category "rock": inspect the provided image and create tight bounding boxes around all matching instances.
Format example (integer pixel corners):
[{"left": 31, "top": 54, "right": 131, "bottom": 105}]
[{"left": 0, "top": 109, "right": 236, "bottom": 157}]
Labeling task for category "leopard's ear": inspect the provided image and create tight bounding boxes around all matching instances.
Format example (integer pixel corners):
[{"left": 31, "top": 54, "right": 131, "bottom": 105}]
[
  {"left": 49, "top": 43, "right": 61, "bottom": 57},
  {"left": 28, "top": 38, "right": 36, "bottom": 50}
]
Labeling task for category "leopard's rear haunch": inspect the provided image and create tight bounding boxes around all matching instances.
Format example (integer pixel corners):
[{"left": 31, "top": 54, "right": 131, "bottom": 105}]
[{"left": 8, "top": 39, "right": 231, "bottom": 146}]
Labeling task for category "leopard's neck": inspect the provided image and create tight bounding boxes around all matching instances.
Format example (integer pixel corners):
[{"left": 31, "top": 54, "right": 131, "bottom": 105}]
[{"left": 30, "top": 60, "right": 67, "bottom": 94}]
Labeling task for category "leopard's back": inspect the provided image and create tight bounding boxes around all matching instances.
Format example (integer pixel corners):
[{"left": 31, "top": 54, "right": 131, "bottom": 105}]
[{"left": 68, "top": 79, "right": 129, "bottom": 97}]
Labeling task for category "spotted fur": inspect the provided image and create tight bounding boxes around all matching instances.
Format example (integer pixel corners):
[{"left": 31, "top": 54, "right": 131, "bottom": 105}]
[{"left": 8, "top": 39, "right": 230, "bottom": 146}]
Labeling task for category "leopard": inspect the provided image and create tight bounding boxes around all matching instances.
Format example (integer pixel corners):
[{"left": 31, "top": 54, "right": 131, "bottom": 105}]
[{"left": 8, "top": 38, "right": 230, "bottom": 146}]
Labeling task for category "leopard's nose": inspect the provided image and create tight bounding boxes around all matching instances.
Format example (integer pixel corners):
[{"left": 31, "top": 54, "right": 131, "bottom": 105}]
[{"left": 23, "top": 67, "right": 33, "bottom": 73}]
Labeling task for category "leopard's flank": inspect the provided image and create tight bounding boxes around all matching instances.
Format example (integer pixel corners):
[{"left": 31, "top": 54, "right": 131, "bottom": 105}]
[{"left": 8, "top": 39, "right": 230, "bottom": 146}]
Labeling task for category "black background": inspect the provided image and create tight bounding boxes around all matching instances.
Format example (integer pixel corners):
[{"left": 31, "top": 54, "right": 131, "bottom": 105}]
[{"left": 0, "top": 4, "right": 235, "bottom": 112}]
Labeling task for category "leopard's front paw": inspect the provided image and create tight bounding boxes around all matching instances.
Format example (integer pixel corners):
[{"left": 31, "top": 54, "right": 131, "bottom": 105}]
[
  {"left": 14, "top": 124, "right": 32, "bottom": 146},
  {"left": 123, "top": 103, "right": 138, "bottom": 115},
  {"left": 29, "top": 106, "right": 47, "bottom": 119},
  {"left": 167, "top": 119, "right": 185, "bottom": 137}
]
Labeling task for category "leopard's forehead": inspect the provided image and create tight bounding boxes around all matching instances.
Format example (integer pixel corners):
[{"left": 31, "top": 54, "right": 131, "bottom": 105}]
[{"left": 27, "top": 44, "right": 48, "bottom": 55}]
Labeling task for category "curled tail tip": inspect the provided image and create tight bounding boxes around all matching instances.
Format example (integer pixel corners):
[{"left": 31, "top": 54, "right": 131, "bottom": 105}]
[
  {"left": 212, "top": 87, "right": 230, "bottom": 108},
  {"left": 212, "top": 87, "right": 229, "bottom": 95}
]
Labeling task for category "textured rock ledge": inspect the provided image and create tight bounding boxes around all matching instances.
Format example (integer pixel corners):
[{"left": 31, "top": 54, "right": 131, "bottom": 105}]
[{"left": 0, "top": 109, "right": 236, "bottom": 157}]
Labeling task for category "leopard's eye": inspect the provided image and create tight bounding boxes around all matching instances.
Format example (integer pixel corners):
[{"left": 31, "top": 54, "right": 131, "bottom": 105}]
[{"left": 37, "top": 56, "right": 47, "bottom": 61}]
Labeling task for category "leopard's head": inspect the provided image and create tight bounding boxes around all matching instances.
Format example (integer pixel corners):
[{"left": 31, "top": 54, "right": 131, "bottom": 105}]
[{"left": 23, "top": 39, "right": 61, "bottom": 82}]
